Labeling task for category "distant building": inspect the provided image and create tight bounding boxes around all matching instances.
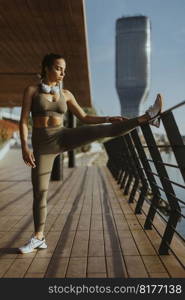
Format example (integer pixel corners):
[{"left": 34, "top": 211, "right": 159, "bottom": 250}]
[{"left": 116, "top": 16, "right": 151, "bottom": 117}]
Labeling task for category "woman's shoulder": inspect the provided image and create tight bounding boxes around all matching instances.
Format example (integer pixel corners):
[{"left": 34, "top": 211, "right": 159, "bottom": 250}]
[
  {"left": 62, "top": 88, "right": 69, "bottom": 95},
  {"left": 24, "top": 84, "right": 39, "bottom": 92},
  {"left": 62, "top": 89, "right": 74, "bottom": 100},
  {"left": 61, "top": 89, "right": 69, "bottom": 102},
  {"left": 24, "top": 84, "right": 40, "bottom": 98}
]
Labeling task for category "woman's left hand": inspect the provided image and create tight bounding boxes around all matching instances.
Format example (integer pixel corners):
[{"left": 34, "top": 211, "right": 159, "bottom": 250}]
[{"left": 109, "top": 116, "right": 129, "bottom": 123}]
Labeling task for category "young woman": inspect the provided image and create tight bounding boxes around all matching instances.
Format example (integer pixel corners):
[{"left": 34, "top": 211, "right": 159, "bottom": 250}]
[{"left": 19, "top": 53, "right": 163, "bottom": 253}]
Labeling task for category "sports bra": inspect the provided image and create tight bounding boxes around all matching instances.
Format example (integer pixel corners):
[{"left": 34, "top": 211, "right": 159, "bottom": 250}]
[{"left": 31, "top": 84, "right": 68, "bottom": 118}]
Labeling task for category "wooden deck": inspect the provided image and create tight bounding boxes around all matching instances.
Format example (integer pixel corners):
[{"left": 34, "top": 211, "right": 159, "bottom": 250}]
[{"left": 0, "top": 148, "right": 185, "bottom": 278}]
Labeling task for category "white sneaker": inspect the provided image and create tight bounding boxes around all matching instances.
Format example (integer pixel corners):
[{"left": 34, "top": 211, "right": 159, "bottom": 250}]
[
  {"left": 19, "top": 236, "right": 47, "bottom": 254},
  {"left": 145, "top": 94, "right": 163, "bottom": 128}
]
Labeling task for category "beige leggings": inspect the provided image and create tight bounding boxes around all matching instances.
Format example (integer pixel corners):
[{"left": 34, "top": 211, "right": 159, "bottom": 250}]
[{"left": 31, "top": 118, "right": 139, "bottom": 233}]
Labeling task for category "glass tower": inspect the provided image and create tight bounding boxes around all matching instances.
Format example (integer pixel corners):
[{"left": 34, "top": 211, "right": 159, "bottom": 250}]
[{"left": 116, "top": 16, "right": 151, "bottom": 117}]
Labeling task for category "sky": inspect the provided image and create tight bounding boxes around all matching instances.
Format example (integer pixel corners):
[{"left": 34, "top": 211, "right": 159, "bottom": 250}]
[{"left": 85, "top": 0, "right": 185, "bottom": 134}]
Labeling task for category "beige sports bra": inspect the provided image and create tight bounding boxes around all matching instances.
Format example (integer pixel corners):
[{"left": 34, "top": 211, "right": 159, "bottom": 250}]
[{"left": 31, "top": 84, "right": 68, "bottom": 118}]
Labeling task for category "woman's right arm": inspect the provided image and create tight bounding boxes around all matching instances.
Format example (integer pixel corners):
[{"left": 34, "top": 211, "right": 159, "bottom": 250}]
[{"left": 19, "top": 86, "right": 36, "bottom": 168}]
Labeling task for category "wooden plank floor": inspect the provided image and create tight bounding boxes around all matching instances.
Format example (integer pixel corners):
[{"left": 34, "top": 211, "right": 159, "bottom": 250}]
[{"left": 0, "top": 148, "right": 185, "bottom": 278}]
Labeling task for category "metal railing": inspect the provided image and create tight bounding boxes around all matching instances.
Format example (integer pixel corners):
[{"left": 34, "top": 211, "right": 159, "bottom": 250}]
[{"left": 103, "top": 100, "right": 185, "bottom": 268}]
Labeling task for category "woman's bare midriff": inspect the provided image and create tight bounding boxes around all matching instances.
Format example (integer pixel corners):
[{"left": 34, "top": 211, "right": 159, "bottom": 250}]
[{"left": 32, "top": 116, "right": 63, "bottom": 128}]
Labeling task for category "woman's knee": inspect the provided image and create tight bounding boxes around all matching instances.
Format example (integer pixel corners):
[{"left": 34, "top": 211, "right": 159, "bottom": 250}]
[
  {"left": 107, "top": 123, "right": 123, "bottom": 137},
  {"left": 108, "top": 119, "right": 139, "bottom": 137}
]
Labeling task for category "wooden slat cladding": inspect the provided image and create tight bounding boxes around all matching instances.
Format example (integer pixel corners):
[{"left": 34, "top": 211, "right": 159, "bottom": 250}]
[{"left": 0, "top": 0, "right": 92, "bottom": 107}]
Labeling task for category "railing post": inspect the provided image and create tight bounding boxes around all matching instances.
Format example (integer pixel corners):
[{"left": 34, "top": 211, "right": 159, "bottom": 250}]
[
  {"left": 131, "top": 129, "right": 161, "bottom": 218},
  {"left": 120, "top": 136, "right": 136, "bottom": 196},
  {"left": 68, "top": 110, "right": 76, "bottom": 168},
  {"left": 104, "top": 137, "right": 134, "bottom": 194},
  {"left": 123, "top": 134, "right": 141, "bottom": 203},
  {"left": 124, "top": 132, "right": 149, "bottom": 209},
  {"left": 104, "top": 138, "right": 126, "bottom": 180},
  {"left": 141, "top": 123, "right": 181, "bottom": 254},
  {"left": 162, "top": 111, "right": 185, "bottom": 182}
]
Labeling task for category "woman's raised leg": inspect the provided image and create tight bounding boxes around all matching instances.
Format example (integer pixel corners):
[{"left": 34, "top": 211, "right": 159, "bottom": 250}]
[
  {"left": 58, "top": 114, "right": 149, "bottom": 152},
  {"left": 58, "top": 93, "right": 163, "bottom": 153}
]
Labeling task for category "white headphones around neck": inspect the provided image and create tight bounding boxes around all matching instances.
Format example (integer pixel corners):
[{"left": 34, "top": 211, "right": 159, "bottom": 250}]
[{"left": 40, "top": 80, "right": 62, "bottom": 95}]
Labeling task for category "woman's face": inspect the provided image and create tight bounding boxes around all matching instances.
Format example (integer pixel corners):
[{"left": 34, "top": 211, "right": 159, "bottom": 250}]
[{"left": 45, "top": 58, "right": 66, "bottom": 83}]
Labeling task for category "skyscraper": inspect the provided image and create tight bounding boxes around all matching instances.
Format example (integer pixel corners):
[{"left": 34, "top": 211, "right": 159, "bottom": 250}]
[{"left": 116, "top": 16, "right": 151, "bottom": 118}]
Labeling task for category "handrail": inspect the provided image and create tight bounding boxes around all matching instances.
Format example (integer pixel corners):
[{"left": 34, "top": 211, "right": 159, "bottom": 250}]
[
  {"left": 140, "top": 168, "right": 185, "bottom": 190},
  {"left": 147, "top": 159, "right": 179, "bottom": 169},
  {"left": 160, "top": 99, "right": 185, "bottom": 115},
  {"left": 103, "top": 100, "right": 185, "bottom": 266}
]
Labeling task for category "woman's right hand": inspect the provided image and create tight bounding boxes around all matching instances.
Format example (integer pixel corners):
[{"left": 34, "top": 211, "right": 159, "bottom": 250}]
[{"left": 22, "top": 147, "right": 36, "bottom": 168}]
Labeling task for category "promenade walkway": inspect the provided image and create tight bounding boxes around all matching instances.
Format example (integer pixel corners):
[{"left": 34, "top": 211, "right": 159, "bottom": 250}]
[{"left": 0, "top": 148, "right": 185, "bottom": 278}]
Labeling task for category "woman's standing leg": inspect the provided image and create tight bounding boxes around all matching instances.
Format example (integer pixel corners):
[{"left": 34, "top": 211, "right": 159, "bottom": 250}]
[{"left": 31, "top": 151, "right": 58, "bottom": 239}]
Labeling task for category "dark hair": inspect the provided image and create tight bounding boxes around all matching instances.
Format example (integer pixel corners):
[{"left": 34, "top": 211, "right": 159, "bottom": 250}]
[{"left": 40, "top": 53, "right": 65, "bottom": 79}]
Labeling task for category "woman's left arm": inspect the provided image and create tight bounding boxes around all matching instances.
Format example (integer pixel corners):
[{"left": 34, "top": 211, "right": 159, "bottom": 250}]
[{"left": 65, "top": 90, "right": 127, "bottom": 124}]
